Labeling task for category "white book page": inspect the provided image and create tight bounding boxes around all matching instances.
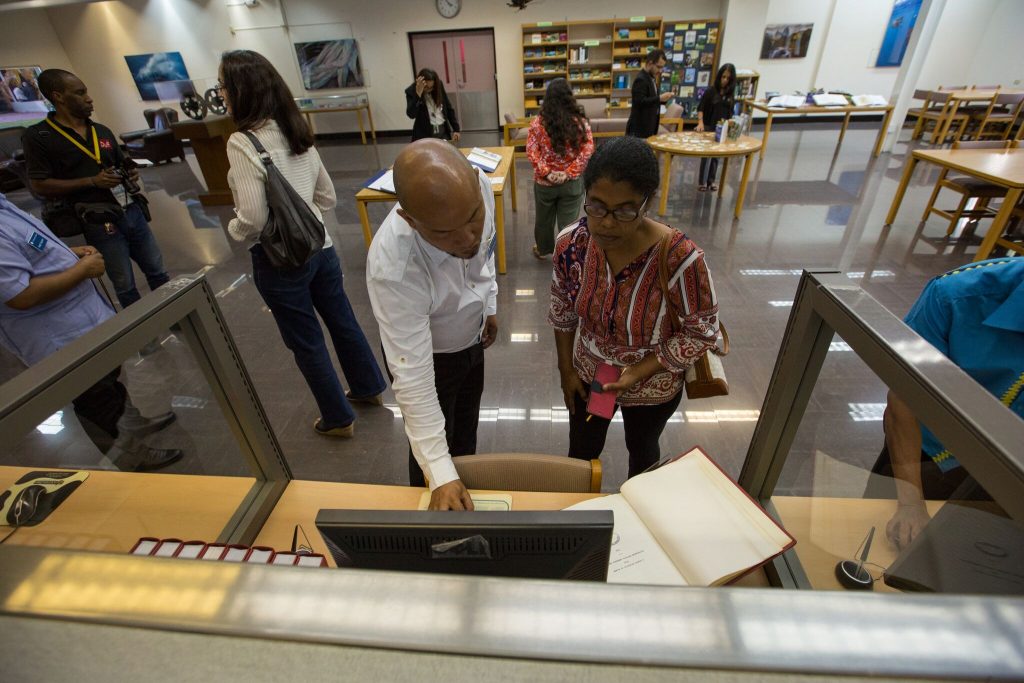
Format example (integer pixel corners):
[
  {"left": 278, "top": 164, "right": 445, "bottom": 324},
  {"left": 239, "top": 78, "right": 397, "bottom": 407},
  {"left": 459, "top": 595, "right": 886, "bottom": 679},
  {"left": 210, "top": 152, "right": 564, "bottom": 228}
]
[
  {"left": 565, "top": 495, "right": 687, "bottom": 586},
  {"left": 622, "top": 450, "right": 792, "bottom": 586}
]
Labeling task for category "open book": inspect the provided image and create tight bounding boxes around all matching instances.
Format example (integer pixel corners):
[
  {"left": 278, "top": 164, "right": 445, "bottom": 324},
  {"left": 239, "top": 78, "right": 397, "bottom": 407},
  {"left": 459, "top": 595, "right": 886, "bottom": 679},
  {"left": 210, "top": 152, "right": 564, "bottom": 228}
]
[
  {"left": 466, "top": 147, "right": 501, "bottom": 173},
  {"left": 851, "top": 94, "right": 888, "bottom": 107},
  {"left": 565, "top": 447, "right": 795, "bottom": 586},
  {"left": 812, "top": 93, "right": 849, "bottom": 107},
  {"left": 766, "top": 94, "right": 806, "bottom": 108},
  {"left": 364, "top": 168, "right": 395, "bottom": 194}
]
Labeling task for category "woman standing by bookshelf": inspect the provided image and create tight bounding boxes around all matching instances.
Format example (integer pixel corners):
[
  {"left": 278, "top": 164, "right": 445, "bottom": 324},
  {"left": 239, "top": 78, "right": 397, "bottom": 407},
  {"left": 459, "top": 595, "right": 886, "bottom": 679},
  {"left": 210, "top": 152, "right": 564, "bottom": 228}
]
[
  {"left": 695, "top": 63, "right": 737, "bottom": 192},
  {"left": 405, "top": 68, "right": 461, "bottom": 143},
  {"left": 220, "top": 50, "right": 387, "bottom": 439},
  {"left": 548, "top": 136, "right": 720, "bottom": 477},
  {"left": 526, "top": 78, "right": 594, "bottom": 259}
]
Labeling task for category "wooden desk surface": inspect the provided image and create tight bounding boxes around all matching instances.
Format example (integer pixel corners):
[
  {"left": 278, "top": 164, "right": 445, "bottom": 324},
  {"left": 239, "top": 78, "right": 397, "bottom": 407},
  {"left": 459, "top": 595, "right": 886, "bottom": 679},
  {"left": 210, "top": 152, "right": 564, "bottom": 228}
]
[
  {"left": 943, "top": 88, "right": 1024, "bottom": 101},
  {"left": 0, "top": 466, "right": 255, "bottom": 553},
  {"left": 648, "top": 132, "right": 761, "bottom": 157},
  {"left": 912, "top": 147, "right": 1024, "bottom": 188},
  {"left": 772, "top": 495, "right": 943, "bottom": 592},
  {"left": 743, "top": 99, "right": 892, "bottom": 114},
  {"left": 355, "top": 146, "right": 514, "bottom": 201}
]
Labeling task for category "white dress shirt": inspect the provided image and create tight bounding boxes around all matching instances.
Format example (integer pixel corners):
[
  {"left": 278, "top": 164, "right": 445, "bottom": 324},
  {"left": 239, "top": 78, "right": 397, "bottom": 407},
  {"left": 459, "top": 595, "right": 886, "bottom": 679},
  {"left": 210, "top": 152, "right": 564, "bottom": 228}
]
[{"left": 366, "top": 169, "right": 498, "bottom": 489}]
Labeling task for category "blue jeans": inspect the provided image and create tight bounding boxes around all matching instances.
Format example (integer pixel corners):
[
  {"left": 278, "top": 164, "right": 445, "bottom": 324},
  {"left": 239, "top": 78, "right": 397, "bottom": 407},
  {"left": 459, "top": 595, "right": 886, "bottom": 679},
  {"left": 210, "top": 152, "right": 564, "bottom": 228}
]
[
  {"left": 82, "top": 202, "right": 170, "bottom": 308},
  {"left": 251, "top": 244, "right": 387, "bottom": 429}
]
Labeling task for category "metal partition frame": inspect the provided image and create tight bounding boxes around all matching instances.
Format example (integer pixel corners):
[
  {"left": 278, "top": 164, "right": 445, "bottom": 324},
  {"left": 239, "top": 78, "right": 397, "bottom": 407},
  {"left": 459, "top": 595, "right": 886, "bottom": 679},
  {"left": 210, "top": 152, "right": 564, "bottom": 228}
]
[
  {"left": 0, "top": 275, "right": 291, "bottom": 544},
  {"left": 740, "top": 271, "right": 1024, "bottom": 585}
]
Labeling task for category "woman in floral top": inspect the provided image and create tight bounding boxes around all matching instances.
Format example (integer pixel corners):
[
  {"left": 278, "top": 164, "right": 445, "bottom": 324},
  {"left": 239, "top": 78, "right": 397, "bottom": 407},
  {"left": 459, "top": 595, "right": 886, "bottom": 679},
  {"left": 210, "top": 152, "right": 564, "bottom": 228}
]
[
  {"left": 548, "top": 136, "right": 720, "bottom": 477},
  {"left": 527, "top": 78, "right": 594, "bottom": 259}
]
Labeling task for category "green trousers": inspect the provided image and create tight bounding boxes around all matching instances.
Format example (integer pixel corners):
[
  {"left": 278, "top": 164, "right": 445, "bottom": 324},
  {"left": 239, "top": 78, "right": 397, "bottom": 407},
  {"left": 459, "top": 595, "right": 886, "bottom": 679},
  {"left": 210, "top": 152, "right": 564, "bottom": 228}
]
[{"left": 533, "top": 177, "right": 584, "bottom": 256}]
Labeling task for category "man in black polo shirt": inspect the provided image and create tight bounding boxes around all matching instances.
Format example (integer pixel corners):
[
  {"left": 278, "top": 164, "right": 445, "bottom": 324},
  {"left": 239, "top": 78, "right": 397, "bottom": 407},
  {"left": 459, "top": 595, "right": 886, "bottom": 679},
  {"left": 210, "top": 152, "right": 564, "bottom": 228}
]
[{"left": 23, "top": 69, "right": 169, "bottom": 310}]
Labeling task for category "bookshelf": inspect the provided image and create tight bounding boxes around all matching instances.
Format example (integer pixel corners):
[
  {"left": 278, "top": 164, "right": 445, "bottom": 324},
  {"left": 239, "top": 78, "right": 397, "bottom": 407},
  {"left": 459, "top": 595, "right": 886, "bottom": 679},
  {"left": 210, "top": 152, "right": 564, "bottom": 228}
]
[
  {"left": 567, "top": 20, "right": 614, "bottom": 102},
  {"left": 522, "top": 21, "right": 570, "bottom": 116},
  {"left": 734, "top": 69, "right": 759, "bottom": 114},
  {"left": 610, "top": 16, "right": 663, "bottom": 109}
]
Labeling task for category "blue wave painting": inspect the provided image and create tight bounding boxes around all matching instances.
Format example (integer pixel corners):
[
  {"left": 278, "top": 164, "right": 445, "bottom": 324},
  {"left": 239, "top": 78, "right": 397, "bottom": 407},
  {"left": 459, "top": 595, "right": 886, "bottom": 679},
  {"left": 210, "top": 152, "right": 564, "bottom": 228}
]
[{"left": 125, "top": 52, "right": 191, "bottom": 101}]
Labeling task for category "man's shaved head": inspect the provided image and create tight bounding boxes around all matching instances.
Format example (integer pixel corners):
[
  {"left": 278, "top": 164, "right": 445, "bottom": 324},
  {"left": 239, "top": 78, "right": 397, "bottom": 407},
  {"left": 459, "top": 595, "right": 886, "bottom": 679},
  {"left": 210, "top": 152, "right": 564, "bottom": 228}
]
[{"left": 394, "top": 139, "right": 486, "bottom": 259}]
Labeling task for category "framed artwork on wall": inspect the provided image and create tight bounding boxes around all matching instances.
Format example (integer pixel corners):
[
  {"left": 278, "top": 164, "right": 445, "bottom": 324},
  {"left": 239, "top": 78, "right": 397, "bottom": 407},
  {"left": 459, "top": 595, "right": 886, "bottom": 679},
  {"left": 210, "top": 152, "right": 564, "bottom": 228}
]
[
  {"left": 294, "top": 39, "right": 364, "bottom": 90},
  {"left": 124, "top": 52, "right": 192, "bottom": 101},
  {"left": 0, "top": 66, "right": 51, "bottom": 122},
  {"left": 760, "top": 24, "right": 814, "bottom": 59},
  {"left": 876, "top": 0, "right": 923, "bottom": 67}
]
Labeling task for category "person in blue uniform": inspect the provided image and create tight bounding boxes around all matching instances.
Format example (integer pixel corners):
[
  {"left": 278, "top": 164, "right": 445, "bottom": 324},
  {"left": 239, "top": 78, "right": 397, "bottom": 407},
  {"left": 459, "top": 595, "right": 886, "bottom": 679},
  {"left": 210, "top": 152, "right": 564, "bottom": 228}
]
[
  {"left": 869, "top": 257, "right": 1024, "bottom": 549},
  {"left": 0, "top": 194, "right": 182, "bottom": 471}
]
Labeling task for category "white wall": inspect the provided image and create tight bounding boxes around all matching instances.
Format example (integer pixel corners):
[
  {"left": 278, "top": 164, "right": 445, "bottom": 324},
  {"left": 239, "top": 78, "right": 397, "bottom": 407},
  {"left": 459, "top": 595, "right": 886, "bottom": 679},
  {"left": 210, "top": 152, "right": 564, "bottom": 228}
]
[{"left": 2, "top": 0, "right": 1019, "bottom": 136}]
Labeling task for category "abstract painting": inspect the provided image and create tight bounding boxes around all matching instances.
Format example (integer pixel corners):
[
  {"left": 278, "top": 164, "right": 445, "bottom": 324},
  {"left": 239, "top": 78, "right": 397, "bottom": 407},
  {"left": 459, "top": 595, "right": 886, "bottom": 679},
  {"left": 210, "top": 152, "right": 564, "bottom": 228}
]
[
  {"left": 124, "top": 52, "right": 192, "bottom": 101},
  {"left": 760, "top": 24, "right": 814, "bottom": 59},
  {"left": 295, "top": 39, "right": 364, "bottom": 90}
]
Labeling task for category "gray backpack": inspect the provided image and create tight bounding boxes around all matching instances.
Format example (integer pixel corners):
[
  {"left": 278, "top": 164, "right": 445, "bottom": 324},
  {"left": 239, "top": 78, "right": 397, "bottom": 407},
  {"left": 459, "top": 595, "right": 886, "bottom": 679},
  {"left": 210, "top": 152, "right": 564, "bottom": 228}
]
[{"left": 243, "top": 130, "right": 325, "bottom": 270}]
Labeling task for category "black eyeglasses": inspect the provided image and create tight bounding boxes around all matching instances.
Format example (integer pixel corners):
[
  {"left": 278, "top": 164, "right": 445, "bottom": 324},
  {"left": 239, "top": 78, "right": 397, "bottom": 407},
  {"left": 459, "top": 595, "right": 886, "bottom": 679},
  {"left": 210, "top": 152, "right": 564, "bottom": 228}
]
[{"left": 583, "top": 195, "right": 649, "bottom": 222}]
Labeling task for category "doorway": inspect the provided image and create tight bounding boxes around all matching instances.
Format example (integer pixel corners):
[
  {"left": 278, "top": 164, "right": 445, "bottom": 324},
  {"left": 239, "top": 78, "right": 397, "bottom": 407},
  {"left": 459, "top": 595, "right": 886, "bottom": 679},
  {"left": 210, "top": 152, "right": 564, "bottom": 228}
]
[{"left": 409, "top": 28, "right": 498, "bottom": 132}]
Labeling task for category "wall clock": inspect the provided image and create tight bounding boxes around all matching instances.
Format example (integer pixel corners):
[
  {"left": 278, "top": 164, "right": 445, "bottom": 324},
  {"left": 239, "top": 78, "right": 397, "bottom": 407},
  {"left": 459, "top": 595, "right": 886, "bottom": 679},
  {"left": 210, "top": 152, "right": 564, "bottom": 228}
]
[{"left": 436, "top": 0, "right": 461, "bottom": 19}]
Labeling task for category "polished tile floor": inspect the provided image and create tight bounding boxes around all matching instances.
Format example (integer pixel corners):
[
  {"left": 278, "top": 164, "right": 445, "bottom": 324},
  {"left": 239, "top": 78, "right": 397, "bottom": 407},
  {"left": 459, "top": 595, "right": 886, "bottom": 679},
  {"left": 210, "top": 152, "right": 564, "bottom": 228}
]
[{"left": 2, "top": 121, "right": 987, "bottom": 494}]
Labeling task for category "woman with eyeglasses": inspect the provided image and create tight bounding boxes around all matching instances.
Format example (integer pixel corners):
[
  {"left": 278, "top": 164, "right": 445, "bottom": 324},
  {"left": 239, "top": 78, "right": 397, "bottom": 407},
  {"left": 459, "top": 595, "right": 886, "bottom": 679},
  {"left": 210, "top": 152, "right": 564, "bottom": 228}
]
[
  {"left": 526, "top": 78, "right": 594, "bottom": 259},
  {"left": 548, "top": 136, "right": 720, "bottom": 477},
  {"left": 220, "top": 50, "right": 386, "bottom": 439}
]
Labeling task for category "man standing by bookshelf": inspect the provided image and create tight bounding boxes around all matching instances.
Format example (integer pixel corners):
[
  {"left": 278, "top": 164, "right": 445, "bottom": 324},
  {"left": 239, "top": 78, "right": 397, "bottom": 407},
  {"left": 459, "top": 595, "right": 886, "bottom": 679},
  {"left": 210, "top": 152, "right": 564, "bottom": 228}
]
[{"left": 626, "top": 49, "right": 671, "bottom": 138}]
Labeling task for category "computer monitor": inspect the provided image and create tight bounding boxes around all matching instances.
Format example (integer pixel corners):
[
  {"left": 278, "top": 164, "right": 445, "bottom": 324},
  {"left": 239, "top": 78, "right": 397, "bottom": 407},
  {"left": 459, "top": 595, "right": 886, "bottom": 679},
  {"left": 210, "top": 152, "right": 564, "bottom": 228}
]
[{"left": 315, "top": 509, "right": 613, "bottom": 581}]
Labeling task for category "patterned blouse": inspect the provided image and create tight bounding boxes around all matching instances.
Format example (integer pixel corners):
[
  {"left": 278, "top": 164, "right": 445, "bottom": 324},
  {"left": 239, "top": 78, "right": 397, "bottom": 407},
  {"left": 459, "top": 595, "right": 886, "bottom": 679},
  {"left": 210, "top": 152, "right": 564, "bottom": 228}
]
[
  {"left": 548, "top": 218, "right": 720, "bottom": 406},
  {"left": 526, "top": 115, "right": 594, "bottom": 186}
]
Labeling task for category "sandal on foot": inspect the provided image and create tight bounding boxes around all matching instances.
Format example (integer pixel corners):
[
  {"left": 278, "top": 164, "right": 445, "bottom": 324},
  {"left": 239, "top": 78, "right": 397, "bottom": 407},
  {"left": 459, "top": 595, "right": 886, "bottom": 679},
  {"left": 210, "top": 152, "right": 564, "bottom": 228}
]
[{"left": 314, "top": 418, "right": 354, "bottom": 438}]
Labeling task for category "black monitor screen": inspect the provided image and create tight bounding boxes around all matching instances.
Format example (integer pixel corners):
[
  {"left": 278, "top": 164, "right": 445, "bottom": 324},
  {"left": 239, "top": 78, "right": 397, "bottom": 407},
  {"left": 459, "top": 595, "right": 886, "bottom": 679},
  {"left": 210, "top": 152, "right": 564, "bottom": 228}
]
[{"left": 315, "top": 509, "right": 613, "bottom": 581}]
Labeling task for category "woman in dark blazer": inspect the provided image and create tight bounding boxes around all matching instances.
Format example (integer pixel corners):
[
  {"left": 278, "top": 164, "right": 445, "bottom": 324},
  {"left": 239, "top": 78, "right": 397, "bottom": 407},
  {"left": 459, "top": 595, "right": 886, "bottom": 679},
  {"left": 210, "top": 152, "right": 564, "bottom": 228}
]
[{"left": 404, "top": 68, "right": 461, "bottom": 142}]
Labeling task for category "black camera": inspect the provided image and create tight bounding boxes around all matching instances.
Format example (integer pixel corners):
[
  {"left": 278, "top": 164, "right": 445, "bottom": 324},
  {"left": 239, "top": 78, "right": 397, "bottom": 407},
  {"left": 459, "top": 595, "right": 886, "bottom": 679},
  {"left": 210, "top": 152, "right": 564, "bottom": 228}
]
[{"left": 111, "top": 159, "right": 151, "bottom": 222}]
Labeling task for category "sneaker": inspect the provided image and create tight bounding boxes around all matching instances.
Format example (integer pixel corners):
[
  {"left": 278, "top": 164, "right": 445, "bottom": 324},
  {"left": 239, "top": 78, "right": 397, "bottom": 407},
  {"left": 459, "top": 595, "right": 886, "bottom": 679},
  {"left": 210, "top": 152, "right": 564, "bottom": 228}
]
[
  {"left": 345, "top": 391, "right": 384, "bottom": 406},
  {"left": 119, "top": 411, "right": 176, "bottom": 437},
  {"left": 314, "top": 418, "right": 354, "bottom": 438},
  {"left": 115, "top": 447, "right": 184, "bottom": 472}
]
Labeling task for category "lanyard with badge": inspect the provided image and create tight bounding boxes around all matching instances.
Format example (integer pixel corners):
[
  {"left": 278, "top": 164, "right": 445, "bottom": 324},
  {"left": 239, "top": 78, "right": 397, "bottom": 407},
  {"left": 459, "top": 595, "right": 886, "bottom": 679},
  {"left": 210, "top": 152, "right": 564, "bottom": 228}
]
[{"left": 45, "top": 118, "right": 130, "bottom": 214}]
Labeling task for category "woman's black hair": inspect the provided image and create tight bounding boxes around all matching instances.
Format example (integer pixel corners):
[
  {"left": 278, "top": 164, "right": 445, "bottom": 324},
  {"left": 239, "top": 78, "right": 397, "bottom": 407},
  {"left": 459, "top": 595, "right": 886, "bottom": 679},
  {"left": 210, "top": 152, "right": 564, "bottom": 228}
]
[
  {"left": 714, "top": 62, "right": 737, "bottom": 97},
  {"left": 220, "top": 50, "right": 314, "bottom": 156},
  {"left": 416, "top": 68, "right": 448, "bottom": 110},
  {"left": 582, "top": 137, "right": 659, "bottom": 197},
  {"left": 538, "top": 78, "right": 587, "bottom": 156}
]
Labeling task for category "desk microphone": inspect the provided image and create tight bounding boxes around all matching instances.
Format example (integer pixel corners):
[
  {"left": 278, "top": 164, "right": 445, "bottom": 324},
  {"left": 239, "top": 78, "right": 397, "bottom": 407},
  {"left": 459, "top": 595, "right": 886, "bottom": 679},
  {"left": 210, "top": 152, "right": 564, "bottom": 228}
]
[{"left": 835, "top": 526, "right": 875, "bottom": 590}]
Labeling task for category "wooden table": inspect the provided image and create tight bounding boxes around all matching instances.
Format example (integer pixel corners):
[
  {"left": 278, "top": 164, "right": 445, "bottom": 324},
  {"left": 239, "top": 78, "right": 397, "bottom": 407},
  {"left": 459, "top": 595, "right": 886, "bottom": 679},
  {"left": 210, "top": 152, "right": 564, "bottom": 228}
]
[
  {"left": 742, "top": 99, "right": 894, "bottom": 159},
  {"left": 884, "top": 147, "right": 1024, "bottom": 260},
  {"left": 170, "top": 115, "right": 237, "bottom": 206},
  {"left": 647, "top": 132, "right": 762, "bottom": 219},
  {"left": 354, "top": 146, "right": 517, "bottom": 274},
  {"left": 0, "top": 466, "right": 255, "bottom": 553},
  {"left": 300, "top": 102, "right": 376, "bottom": 145},
  {"left": 928, "top": 89, "right": 1024, "bottom": 145},
  {"left": 773, "top": 496, "right": 943, "bottom": 592}
]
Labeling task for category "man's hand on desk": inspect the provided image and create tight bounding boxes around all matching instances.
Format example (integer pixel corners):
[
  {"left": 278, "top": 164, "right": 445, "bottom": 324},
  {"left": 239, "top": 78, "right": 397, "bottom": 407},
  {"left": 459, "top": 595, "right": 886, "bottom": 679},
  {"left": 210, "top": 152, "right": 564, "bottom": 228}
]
[
  {"left": 429, "top": 480, "right": 475, "bottom": 511},
  {"left": 886, "top": 502, "right": 931, "bottom": 550}
]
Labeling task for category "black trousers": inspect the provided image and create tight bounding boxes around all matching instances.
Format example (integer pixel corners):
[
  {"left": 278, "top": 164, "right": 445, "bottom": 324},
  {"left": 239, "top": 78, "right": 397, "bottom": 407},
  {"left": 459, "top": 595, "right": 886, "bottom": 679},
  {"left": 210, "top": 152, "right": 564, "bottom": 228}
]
[
  {"left": 568, "top": 390, "right": 683, "bottom": 478},
  {"left": 72, "top": 367, "right": 128, "bottom": 455},
  {"left": 398, "top": 343, "right": 485, "bottom": 487},
  {"left": 864, "top": 444, "right": 991, "bottom": 501},
  {"left": 699, "top": 157, "right": 720, "bottom": 186}
]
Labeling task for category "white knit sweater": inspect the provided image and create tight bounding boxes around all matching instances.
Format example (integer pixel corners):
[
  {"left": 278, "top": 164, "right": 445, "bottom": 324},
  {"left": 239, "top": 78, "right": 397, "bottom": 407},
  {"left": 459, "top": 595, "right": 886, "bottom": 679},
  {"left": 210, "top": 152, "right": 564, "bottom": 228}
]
[{"left": 225, "top": 120, "right": 337, "bottom": 248}]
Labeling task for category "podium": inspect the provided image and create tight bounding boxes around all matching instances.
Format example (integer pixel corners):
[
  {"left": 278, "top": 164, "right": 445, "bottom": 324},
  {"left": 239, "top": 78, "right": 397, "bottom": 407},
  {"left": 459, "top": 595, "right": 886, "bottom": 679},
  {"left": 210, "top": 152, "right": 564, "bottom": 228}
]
[{"left": 171, "top": 116, "right": 236, "bottom": 206}]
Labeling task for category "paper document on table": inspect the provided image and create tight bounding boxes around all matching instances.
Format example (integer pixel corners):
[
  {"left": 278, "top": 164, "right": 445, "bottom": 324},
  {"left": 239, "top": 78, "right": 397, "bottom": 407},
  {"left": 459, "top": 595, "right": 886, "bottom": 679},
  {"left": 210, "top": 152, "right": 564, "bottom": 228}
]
[
  {"left": 466, "top": 147, "right": 501, "bottom": 172},
  {"left": 489, "top": 176, "right": 504, "bottom": 185},
  {"left": 417, "top": 492, "right": 512, "bottom": 511},
  {"left": 364, "top": 168, "right": 396, "bottom": 194},
  {"left": 565, "top": 495, "right": 686, "bottom": 585},
  {"left": 766, "top": 95, "right": 805, "bottom": 108}
]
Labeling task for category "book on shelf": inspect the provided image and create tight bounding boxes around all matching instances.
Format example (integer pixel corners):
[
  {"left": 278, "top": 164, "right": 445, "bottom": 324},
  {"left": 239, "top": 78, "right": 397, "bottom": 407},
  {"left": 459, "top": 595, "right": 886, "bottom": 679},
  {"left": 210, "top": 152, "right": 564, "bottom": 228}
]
[
  {"left": 851, "top": 94, "right": 888, "bottom": 107},
  {"left": 531, "top": 33, "right": 541, "bottom": 44},
  {"left": 466, "top": 147, "right": 501, "bottom": 173},
  {"left": 564, "top": 446, "right": 795, "bottom": 586}
]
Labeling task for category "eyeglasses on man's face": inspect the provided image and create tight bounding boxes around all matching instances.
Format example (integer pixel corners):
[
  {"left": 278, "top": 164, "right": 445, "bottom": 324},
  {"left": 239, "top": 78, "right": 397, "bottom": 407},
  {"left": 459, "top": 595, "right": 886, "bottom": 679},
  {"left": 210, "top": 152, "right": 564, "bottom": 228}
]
[{"left": 583, "top": 195, "right": 649, "bottom": 222}]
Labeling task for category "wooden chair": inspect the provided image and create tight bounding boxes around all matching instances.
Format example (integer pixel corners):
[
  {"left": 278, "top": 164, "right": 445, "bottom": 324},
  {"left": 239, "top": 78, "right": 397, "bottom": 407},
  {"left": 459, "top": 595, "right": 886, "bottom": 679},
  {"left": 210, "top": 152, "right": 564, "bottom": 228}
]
[
  {"left": 452, "top": 453, "right": 602, "bottom": 493},
  {"left": 973, "top": 93, "right": 1024, "bottom": 140},
  {"left": 502, "top": 114, "right": 532, "bottom": 159},
  {"left": 921, "top": 91, "right": 974, "bottom": 144},
  {"left": 921, "top": 140, "right": 1011, "bottom": 235},
  {"left": 907, "top": 89, "right": 937, "bottom": 139}
]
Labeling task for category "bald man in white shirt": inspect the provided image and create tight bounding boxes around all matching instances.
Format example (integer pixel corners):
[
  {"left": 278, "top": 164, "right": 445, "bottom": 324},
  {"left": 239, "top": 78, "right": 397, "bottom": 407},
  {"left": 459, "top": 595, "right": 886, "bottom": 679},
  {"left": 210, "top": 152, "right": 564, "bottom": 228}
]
[{"left": 366, "top": 140, "right": 499, "bottom": 511}]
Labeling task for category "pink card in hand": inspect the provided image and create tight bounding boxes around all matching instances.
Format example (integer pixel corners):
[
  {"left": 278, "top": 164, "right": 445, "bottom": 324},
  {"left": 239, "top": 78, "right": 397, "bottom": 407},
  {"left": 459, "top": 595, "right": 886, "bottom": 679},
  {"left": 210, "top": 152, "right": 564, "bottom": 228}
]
[{"left": 586, "top": 362, "right": 621, "bottom": 420}]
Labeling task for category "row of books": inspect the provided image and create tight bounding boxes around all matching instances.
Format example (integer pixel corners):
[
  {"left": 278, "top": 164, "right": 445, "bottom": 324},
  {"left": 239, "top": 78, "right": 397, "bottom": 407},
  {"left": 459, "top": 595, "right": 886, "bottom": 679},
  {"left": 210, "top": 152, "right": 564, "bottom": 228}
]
[
  {"left": 130, "top": 537, "right": 327, "bottom": 567},
  {"left": 524, "top": 48, "right": 565, "bottom": 59},
  {"left": 613, "top": 58, "right": 643, "bottom": 70},
  {"left": 616, "top": 27, "right": 657, "bottom": 39},
  {"left": 523, "top": 64, "right": 564, "bottom": 74},
  {"left": 568, "top": 46, "right": 599, "bottom": 64},
  {"left": 570, "top": 70, "right": 611, "bottom": 80},
  {"left": 529, "top": 32, "right": 566, "bottom": 44},
  {"left": 571, "top": 87, "right": 609, "bottom": 96}
]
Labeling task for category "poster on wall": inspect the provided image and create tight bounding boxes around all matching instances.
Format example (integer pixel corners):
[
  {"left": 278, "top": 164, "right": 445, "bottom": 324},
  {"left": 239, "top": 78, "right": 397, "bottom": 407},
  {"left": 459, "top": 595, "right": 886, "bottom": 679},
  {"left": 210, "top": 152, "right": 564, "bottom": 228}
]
[
  {"left": 875, "top": 0, "right": 923, "bottom": 67},
  {"left": 294, "top": 39, "right": 364, "bottom": 89},
  {"left": 0, "top": 66, "right": 51, "bottom": 123},
  {"left": 124, "top": 52, "right": 193, "bottom": 101},
  {"left": 760, "top": 23, "right": 814, "bottom": 59}
]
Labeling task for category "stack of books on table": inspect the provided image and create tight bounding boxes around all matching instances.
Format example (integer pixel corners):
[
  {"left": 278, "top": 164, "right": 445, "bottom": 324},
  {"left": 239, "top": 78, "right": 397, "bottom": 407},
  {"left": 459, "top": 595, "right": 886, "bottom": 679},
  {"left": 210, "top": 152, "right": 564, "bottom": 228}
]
[{"left": 130, "top": 537, "right": 327, "bottom": 567}]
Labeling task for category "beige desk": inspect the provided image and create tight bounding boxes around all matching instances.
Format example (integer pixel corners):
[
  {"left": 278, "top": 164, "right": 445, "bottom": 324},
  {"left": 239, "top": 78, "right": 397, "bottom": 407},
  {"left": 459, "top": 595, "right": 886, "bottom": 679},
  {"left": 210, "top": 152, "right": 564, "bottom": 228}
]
[
  {"left": 354, "top": 145, "right": 517, "bottom": 274},
  {"left": 647, "top": 132, "right": 762, "bottom": 219},
  {"left": 742, "top": 99, "right": 894, "bottom": 159},
  {"left": 300, "top": 102, "right": 376, "bottom": 145},
  {"left": 0, "top": 466, "right": 255, "bottom": 553},
  {"left": 773, "top": 495, "right": 944, "bottom": 592},
  {"left": 884, "top": 147, "right": 1024, "bottom": 261}
]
